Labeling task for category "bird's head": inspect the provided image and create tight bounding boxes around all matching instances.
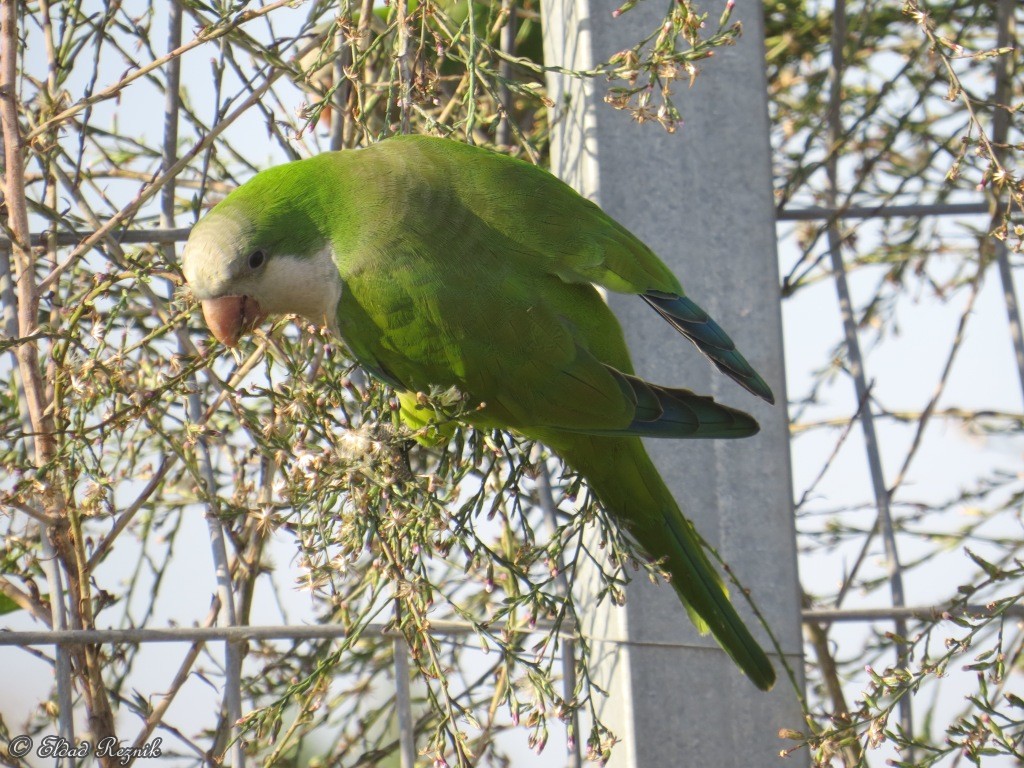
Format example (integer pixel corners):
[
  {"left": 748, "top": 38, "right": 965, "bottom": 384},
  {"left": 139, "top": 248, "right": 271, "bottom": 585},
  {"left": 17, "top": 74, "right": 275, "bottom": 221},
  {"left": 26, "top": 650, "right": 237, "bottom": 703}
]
[{"left": 181, "top": 164, "right": 342, "bottom": 346}]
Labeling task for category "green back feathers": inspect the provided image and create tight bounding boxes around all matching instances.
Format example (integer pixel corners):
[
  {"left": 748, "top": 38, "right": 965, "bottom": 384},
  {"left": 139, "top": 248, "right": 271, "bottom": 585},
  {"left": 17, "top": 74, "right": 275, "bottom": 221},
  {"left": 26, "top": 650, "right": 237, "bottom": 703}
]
[
  {"left": 380, "top": 136, "right": 686, "bottom": 296},
  {"left": 210, "top": 135, "right": 684, "bottom": 297}
]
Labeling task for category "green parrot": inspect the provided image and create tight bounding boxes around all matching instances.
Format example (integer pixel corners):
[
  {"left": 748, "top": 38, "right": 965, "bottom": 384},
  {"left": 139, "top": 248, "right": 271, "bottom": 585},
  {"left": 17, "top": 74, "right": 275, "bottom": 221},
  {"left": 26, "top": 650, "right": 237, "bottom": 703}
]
[{"left": 182, "top": 135, "right": 777, "bottom": 690}]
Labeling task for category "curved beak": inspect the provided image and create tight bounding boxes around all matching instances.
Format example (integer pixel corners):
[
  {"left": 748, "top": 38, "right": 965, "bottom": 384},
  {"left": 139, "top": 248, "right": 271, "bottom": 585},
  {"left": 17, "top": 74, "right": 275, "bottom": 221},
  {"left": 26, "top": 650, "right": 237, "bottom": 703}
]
[{"left": 201, "top": 295, "right": 266, "bottom": 347}]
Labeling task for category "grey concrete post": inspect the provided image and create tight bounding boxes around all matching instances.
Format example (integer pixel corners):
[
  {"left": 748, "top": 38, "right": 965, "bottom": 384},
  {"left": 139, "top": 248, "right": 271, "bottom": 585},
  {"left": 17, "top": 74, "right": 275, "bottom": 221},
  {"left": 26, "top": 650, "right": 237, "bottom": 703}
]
[{"left": 540, "top": 1, "right": 806, "bottom": 764}]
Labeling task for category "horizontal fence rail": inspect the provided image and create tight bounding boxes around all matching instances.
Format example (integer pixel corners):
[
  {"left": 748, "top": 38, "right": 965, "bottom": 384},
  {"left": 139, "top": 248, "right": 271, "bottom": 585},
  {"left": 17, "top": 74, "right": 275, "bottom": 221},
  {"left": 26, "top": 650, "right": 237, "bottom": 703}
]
[
  {"left": 2, "top": 604, "right": 1016, "bottom": 648},
  {"left": 0, "top": 199, "right": 999, "bottom": 251}
]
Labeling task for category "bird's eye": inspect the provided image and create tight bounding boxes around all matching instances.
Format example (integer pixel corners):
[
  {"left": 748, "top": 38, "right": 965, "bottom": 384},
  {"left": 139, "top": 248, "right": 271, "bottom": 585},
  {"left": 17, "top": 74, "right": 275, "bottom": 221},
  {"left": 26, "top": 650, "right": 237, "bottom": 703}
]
[{"left": 248, "top": 250, "right": 266, "bottom": 270}]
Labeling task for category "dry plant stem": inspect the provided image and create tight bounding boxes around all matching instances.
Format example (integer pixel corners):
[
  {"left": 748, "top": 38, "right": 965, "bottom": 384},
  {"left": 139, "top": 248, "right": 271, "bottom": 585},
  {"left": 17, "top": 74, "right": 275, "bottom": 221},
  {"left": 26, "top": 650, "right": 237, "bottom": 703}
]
[
  {"left": 395, "top": 0, "right": 412, "bottom": 133},
  {"left": 393, "top": 635, "right": 416, "bottom": 768},
  {"left": 794, "top": 400, "right": 861, "bottom": 509},
  {"left": 0, "top": 576, "right": 51, "bottom": 624},
  {"left": 125, "top": 595, "right": 224, "bottom": 766},
  {"left": 38, "top": 535, "right": 75, "bottom": 756},
  {"left": 802, "top": 596, "right": 863, "bottom": 767},
  {"left": 464, "top": 0, "right": 478, "bottom": 132},
  {"left": 906, "top": 0, "right": 1023, "bottom": 221},
  {"left": 331, "top": 22, "right": 348, "bottom": 152},
  {"left": 158, "top": 9, "right": 245, "bottom": 762},
  {"left": 86, "top": 458, "right": 173, "bottom": 571},
  {"left": 234, "top": 473, "right": 274, "bottom": 624},
  {"left": 24, "top": 0, "right": 296, "bottom": 144},
  {"left": 826, "top": 2, "right": 911, "bottom": 745},
  {"left": 495, "top": 0, "right": 515, "bottom": 148},
  {"left": 9, "top": 117, "right": 262, "bottom": 762},
  {"left": 779, "top": 32, "right": 957, "bottom": 290},
  {"left": 344, "top": 0, "right": 378, "bottom": 148},
  {"left": 33, "top": 26, "right": 326, "bottom": 295},
  {"left": 124, "top": 386, "right": 288, "bottom": 765},
  {"left": 434, "top": 9, "right": 511, "bottom": 127},
  {"left": 377, "top": 535, "right": 469, "bottom": 767},
  {"left": 886, "top": 268, "right": 984, "bottom": 493},
  {"left": 2, "top": 0, "right": 50, "bottom": 454},
  {"left": 1, "top": 0, "right": 115, "bottom": 758},
  {"left": 807, "top": 299, "right": 985, "bottom": 590},
  {"left": 197, "top": 406, "right": 243, "bottom": 765},
  {"left": 788, "top": 407, "right": 1024, "bottom": 433},
  {"left": 534, "top": 458, "right": 583, "bottom": 768},
  {"left": 21, "top": 168, "right": 234, "bottom": 192},
  {"left": 123, "top": 339, "right": 279, "bottom": 763},
  {"left": 134, "top": 355, "right": 267, "bottom": 763},
  {"left": 990, "top": 0, "right": 1024, "bottom": 401}
]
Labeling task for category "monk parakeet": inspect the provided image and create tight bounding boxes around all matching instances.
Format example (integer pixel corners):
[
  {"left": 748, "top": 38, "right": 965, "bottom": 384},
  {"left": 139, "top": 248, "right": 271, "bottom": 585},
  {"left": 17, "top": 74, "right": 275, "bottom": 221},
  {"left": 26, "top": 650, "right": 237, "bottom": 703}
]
[{"left": 182, "top": 135, "right": 777, "bottom": 690}]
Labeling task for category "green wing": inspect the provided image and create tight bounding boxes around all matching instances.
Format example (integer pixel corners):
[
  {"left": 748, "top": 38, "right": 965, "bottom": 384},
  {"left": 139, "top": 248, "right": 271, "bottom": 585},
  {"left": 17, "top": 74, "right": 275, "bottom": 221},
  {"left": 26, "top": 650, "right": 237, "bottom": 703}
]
[
  {"left": 328, "top": 142, "right": 757, "bottom": 438},
  {"left": 382, "top": 135, "right": 684, "bottom": 296},
  {"left": 331, "top": 137, "right": 772, "bottom": 404}
]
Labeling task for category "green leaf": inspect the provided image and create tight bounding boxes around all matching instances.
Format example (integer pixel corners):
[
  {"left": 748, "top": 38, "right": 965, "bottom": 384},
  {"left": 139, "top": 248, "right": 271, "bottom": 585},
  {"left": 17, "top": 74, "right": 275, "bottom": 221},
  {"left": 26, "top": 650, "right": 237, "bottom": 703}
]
[
  {"left": 965, "top": 548, "right": 1001, "bottom": 579},
  {"left": 0, "top": 593, "right": 21, "bottom": 615}
]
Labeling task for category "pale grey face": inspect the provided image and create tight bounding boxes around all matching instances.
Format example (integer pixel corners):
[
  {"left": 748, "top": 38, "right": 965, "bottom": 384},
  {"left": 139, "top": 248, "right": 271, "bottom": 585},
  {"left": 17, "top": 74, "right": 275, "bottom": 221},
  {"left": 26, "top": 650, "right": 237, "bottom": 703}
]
[
  {"left": 181, "top": 210, "right": 256, "bottom": 301},
  {"left": 182, "top": 210, "right": 342, "bottom": 346}
]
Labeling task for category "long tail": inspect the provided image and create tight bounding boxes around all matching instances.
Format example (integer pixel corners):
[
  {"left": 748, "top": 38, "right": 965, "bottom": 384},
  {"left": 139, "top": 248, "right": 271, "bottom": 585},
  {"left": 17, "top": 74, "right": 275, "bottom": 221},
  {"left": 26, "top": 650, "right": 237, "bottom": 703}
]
[{"left": 548, "top": 432, "right": 776, "bottom": 691}]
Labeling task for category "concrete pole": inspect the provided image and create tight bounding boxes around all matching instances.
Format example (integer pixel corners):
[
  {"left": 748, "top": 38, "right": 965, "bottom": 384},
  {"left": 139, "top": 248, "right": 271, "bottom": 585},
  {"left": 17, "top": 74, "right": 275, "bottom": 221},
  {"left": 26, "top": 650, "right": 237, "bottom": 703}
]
[{"left": 539, "top": 1, "right": 806, "bottom": 764}]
